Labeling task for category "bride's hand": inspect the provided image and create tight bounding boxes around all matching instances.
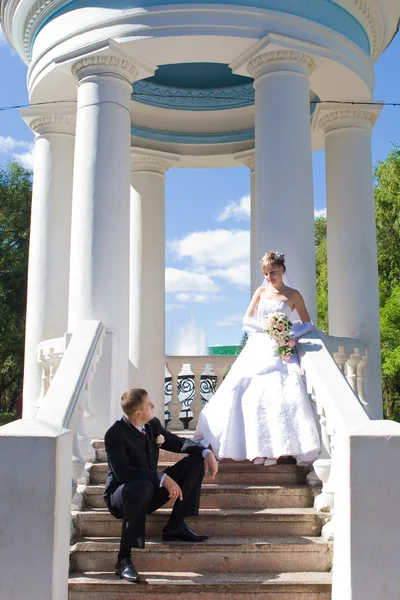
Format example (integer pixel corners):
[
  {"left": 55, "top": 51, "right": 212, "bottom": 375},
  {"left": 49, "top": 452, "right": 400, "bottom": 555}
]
[{"left": 204, "top": 452, "right": 219, "bottom": 479}]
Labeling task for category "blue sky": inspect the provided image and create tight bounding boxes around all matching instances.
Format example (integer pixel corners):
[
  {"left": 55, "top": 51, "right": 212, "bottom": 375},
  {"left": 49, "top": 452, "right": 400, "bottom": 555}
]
[{"left": 0, "top": 28, "right": 399, "bottom": 353}]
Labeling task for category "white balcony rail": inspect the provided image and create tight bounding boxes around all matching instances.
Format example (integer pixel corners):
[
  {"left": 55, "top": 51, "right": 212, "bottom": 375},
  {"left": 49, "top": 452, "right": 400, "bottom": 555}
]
[
  {"left": 165, "top": 355, "right": 236, "bottom": 430},
  {"left": 36, "top": 321, "right": 105, "bottom": 506},
  {"left": 36, "top": 336, "right": 67, "bottom": 411},
  {"left": 164, "top": 332, "right": 370, "bottom": 430},
  {"left": 295, "top": 328, "right": 400, "bottom": 599}
]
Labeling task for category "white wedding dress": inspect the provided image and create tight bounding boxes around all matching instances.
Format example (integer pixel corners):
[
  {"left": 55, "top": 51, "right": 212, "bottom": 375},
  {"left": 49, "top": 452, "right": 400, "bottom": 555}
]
[{"left": 194, "top": 298, "right": 320, "bottom": 463}]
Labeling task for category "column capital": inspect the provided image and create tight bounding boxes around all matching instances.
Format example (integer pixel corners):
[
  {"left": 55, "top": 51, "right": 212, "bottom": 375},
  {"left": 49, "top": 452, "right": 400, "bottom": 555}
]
[
  {"left": 131, "top": 148, "right": 180, "bottom": 175},
  {"left": 233, "top": 149, "right": 255, "bottom": 172},
  {"left": 72, "top": 55, "right": 139, "bottom": 84},
  {"left": 29, "top": 116, "right": 76, "bottom": 136},
  {"left": 247, "top": 51, "right": 315, "bottom": 79},
  {"left": 318, "top": 105, "right": 382, "bottom": 134}
]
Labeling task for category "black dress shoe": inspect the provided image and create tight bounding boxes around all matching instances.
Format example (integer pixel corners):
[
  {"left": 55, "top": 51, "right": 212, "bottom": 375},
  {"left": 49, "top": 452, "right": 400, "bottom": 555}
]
[
  {"left": 277, "top": 455, "right": 297, "bottom": 465},
  {"left": 115, "top": 557, "right": 141, "bottom": 582},
  {"left": 162, "top": 521, "right": 209, "bottom": 542}
]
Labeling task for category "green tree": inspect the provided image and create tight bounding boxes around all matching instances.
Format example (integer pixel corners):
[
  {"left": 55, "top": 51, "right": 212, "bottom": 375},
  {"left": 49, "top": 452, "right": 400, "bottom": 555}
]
[
  {"left": 315, "top": 216, "right": 328, "bottom": 331},
  {"left": 0, "top": 162, "right": 32, "bottom": 412},
  {"left": 374, "top": 146, "right": 400, "bottom": 419},
  {"left": 375, "top": 145, "right": 400, "bottom": 302}
]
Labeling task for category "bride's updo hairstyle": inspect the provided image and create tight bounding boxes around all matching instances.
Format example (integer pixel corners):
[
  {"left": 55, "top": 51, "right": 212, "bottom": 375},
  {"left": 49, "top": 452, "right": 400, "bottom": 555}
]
[{"left": 261, "top": 250, "right": 286, "bottom": 274}]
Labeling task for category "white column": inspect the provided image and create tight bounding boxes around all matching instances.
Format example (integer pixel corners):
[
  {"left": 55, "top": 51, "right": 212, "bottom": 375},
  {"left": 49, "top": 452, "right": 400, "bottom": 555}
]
[
  {"left": 129, "top": 150, "right": 176, "bottom": 422},
  {"left": 319, "top": 107, "right": 382, "bottom": 418},
  {"left": 234, "top": 150, "right": 256, "bottom": 293},
  {"left": 248, "top": 51, "right": 316, "bottom": 320},
  {"left": 68, "top": 56, "right": 137, "bottom": 423},
  {"left": 22, "top": 116, "right": 75, "bottom": 418}
]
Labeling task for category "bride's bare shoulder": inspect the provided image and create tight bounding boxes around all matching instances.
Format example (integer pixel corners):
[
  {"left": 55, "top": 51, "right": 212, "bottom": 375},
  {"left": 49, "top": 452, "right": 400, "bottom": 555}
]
[{"left": 285, "top": 286, "right": 302, "bottom": 299}]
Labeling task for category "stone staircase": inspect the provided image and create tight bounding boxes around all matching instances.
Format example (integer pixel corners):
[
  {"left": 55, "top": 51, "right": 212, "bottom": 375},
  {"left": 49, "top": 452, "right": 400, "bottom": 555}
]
[{"left": 68, "top": 437, "right": 332, "bottom": 599}]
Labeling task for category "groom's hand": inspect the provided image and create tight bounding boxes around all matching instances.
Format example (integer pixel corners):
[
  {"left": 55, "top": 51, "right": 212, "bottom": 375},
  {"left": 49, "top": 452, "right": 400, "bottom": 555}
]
[
  {"left": 204, "top": 452, "right": 218, "bottom": 479},
  {"left": 162, "top": 474, "right": 183, "bottom": 501}
]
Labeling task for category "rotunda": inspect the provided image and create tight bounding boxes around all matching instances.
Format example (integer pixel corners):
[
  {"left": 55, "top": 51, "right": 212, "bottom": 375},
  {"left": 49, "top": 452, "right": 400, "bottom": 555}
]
[{"left": 1, "top": 0, "right": 399, "bottom": 421}]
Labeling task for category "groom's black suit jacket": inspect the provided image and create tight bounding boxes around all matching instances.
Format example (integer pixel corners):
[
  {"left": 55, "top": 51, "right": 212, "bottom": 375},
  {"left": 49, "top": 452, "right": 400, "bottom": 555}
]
[{"left": 103, "top": 415, "right": 205, "bottom": 503}]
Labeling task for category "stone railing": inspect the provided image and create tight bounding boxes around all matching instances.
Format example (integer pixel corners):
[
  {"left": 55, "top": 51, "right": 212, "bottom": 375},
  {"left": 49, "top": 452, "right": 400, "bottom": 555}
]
[
  {"left": 323, "top": 333, "right": 369, "bottom": 412},
  {"left": 165, "top": 355, "right": 237, "bottom": 430},
  {"left": 164, "top": 332, "right": 369, "bottom": 430},
  {"left": 295, "top": 328, "right": 400, "bottom": 599},
  {"left": 36, "top": 321, "right": 105, "bottom": 506},
  {"left": 36, "top": 336, "right": 68, "bottom": 411}
]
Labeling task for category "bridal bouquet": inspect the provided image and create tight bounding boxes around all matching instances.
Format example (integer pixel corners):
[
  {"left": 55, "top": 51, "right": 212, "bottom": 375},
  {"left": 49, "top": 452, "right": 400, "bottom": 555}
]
[{"left": 264, "top": 312, "right": 296, "bottom": 362}]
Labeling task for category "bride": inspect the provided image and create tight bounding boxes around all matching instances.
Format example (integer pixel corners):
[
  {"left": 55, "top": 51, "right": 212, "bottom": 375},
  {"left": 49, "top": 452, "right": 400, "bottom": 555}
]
[{"left": 194, "top": 250, "right": 320, "bottom": 466}]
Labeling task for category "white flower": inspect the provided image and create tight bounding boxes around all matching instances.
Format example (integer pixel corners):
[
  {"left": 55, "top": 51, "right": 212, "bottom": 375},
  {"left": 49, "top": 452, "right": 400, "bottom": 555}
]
[{"left": 156, "top": 434, "right": 165, "bottom": 447}]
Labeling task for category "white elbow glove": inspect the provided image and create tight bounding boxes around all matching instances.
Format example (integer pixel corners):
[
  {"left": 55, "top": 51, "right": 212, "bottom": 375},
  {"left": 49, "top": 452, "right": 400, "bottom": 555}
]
[{"left": 289, "top": 322, "right": 313, "bottom": 339}]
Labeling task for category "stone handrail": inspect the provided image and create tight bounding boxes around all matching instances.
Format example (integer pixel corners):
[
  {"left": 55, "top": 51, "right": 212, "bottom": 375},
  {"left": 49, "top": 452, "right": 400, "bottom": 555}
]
[
  {"left": 322, "top": 333, "right": 369, "bottom": 410},
  {"left": 36, "top": 321, "right": 105, "bottom": 505},
  {"left": 295, "top": 328, "right": 400, "bottom": 599},
  {"left": 36, "top": 336, "right": 67, "bottom": 411}
]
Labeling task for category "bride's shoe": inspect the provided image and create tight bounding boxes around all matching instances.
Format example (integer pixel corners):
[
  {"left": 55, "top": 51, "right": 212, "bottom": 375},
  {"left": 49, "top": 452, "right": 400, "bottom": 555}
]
[
  {"left": 253, "top": 457, "right": 264, "bottom": 465},
  {"left": 264, "top": 458, "right": 277, "bottom": 467}
]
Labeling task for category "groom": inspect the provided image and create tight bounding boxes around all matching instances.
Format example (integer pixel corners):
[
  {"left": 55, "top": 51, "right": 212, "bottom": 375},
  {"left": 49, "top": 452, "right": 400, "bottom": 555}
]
[{"left": 103, "top": 388, "right": 218, "bottom": 583}]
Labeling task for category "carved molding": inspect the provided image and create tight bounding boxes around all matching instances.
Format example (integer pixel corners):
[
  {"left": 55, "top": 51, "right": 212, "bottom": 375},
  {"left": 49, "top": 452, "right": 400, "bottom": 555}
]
[
  {"left": 30, "top": 115, "right": 76, "bottom": 133},
  {"left": 235, "top": 153, "right": 255, "bottom": 171},
  {"left": 19, "top": 0, "right": 383, "bottom": 61},
  {"left": 334, "top": 0, "right": 380, "bottom": 59},
  {"left": 132, "top": 80, "right": 254, "bottom": 111},
  {"left": 131, "top": 154, "right": 171, "bottom": 174},
  {"left": 72, "top": 56, "right": 139, "bottom": 82},
  {"left": 318, "top": 109, "right": 378, "bottom": 130},
  {"left": 247, "top": 51, "right": 316, "bottom": 77}
]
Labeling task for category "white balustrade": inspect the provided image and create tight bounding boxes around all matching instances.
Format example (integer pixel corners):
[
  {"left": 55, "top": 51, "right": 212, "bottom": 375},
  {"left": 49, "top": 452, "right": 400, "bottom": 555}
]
[
  {"left": 165, "top": 355, "right": 237, "bottom": 430},
  {"left": 36, "top": 321, "right": 106, "bottom": 508},
  {"left": 36, "top": 337, "right": 66, "bottom": 411},
  {"left": 324, "top": 334, "right": 370, "bottom": 413}
]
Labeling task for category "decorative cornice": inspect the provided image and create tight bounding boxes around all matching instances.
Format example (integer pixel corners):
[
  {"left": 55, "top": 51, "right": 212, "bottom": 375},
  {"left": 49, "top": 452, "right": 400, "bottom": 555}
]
[
  {"left": 333, "top": 0, "right": 380, "bottom": 59},
  {"left": 318, "top": 108, "right": 378, "bottom": 131},
  {"left": 234, "top": 150, "right": 255, "bottom": 171},
  {"left": 30, "top": 115, "right": 76, "bottom": 133},
  {"left": 132, "top": 80, "right": 254, "bottom": 112},
  {"left": 131, "top": 149, "right": 180, "bottom": 174},
  {"left": 247, "top": 51, "right": 316, "bottom": 77},
  {"left": 23, "top": 0, "right": 53, "bottom": 57},
  {"left": 131, "top": 154, "right": 170, "bottom": 174},
  {"left": 13, "top": 0, "right": 383, "bottom": 63},
  {"left": 72, "top": 56, "right": 139, "bottom": 82}
]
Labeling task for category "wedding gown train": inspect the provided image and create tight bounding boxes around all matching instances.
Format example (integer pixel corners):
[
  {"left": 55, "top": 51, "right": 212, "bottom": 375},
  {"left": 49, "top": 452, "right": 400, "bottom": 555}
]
[{"left": 194, "top": 298, "right": 320, "bottom": 463}]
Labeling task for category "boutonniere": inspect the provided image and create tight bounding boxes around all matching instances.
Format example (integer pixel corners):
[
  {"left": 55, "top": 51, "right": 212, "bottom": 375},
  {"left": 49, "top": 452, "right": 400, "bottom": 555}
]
[{"left": 155, "top": 434, "right": 165, "bottom": 448}]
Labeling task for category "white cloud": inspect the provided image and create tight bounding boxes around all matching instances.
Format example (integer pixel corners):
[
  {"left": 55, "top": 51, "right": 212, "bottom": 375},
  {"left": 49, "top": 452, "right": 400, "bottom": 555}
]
[
  {"left": 13, "top": 150, "right": 34, "bottom": 169},
  {"left": 314, "top": 208, "right": 326, "bottom": 219},
  {"left": 169, "top": 229, "right": 250, "bottom": 289},
  {"left": 166, "top": 302, "right": 186, "bottom": 311},
  {"left": 0, "top": 136, "right": 34, "bottom": 168},
  {"left": 214, "top": 313, "right": 243, "bottom": 327},
  {"left": 165, "top": 267, "right": 219, "bottom": 294},
  {"left": 170, "top": 229, "right": 249, "bottom": 268},
  {"left": 176, "top": 292, "right": 221, "bottom": 304},
  {"left": 217, "top": 194, "right": 250, "bottom": 222},
  {"left": 208, "top": 265, "right": 250, "bottom": 288}
]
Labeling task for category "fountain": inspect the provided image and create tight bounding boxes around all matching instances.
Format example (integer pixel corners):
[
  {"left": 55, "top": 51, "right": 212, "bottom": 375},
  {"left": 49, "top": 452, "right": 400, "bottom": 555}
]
[{"left": 173, "top": 316, "right": 208, "bottom": 356}]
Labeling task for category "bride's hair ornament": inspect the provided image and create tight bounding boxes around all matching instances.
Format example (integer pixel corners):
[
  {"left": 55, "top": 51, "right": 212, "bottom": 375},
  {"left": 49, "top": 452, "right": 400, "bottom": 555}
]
[{"left": 260, "top": 250, "right": 286, "bottom": 273}]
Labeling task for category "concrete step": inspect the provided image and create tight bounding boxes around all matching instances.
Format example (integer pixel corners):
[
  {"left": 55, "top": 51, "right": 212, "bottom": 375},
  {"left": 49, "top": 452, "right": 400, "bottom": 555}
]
[
  {"left": 74, "top": 507, "right": 322, "bottom": 538},
  {"left": 93, "top": 439, "right": 193, "bottom": 464},
  {"left": 88, "top": 462, "right": 308, "bottom": 485},
  {"left": 69, "top": 571, "right": 332, "bottom": 599},
  {"left": 70, "top": 536, "right": 332, "bottom": 573},
  {"left": 84, "top": 483, "right": 313, "bottom": 510}
]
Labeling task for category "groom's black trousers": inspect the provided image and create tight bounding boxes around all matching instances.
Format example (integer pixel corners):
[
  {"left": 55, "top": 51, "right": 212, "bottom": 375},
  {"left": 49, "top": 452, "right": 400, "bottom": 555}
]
[{"left": 107, "top": 454, "right": 205, "bottom": 559}]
